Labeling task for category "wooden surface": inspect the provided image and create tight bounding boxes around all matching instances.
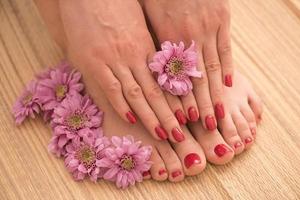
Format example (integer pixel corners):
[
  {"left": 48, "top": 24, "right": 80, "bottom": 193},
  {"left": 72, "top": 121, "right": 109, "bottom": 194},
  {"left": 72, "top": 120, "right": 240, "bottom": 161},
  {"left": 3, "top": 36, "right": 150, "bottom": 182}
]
[{"left": 0, "top": 0, "right": 300, "bottom": 199}]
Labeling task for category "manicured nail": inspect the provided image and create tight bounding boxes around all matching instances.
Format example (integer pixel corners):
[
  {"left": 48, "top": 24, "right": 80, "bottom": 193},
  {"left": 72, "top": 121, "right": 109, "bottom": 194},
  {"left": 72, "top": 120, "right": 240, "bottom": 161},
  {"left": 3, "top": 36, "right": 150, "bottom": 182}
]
[
  {"left": 214, "top": 103, "right": 225, "bottom": 119},
  {"left": 175, "top": 109, "right": 187, "bottom": 125},
  {"left": 205, "top": 115, "right": 216, "bottom": 130},
  {"left": 125, "top": 111, "right": 137, "bottom": 124},
  {"left": 142, "top": 171, "right": 150, "bottom": 177},
  {"left": 171, "top": 170, "right": 182, "bottom": 178},
  {"left": 184, "top": 153, "right": 201, "bottom": 169},
  {"left": 159, "top": 169, "right": 167, "bottom": 176},
  {"left": 225, "top": 74, "right": 232, "bottom": 87},
  {"left": 245, "top": 137, "right": 253, "bottom": 144},
  {"left": 188, "top": 107, "right": 199, "bottom": 122},
  {"left": 214, "top": 144, "right": 231, "bottom": 157},
  {"left": 251, "top": 128, "right": 256, "bottom": 136},
  {"left": 155, "top": 126, "right": 168, "bottom": 140},
  {"left": 172, "top": 127, "right": 185, "bottom": 142},
  {"left": 234, "top": 142, "right": 243, "bottom": 149}
]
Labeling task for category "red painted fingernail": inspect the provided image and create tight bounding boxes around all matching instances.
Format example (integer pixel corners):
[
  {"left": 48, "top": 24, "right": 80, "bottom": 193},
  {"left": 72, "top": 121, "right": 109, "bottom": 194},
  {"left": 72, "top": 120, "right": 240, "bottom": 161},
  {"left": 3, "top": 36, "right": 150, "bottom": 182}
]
[
  {"left": 214, "top": 144, "right": 231, "bottom": 157},
  {"left": 142, "top": 171, "right": 150, "bottom": 177},
  {"left": 175, "top": 109, "right": 187, "bottom": 125},
  {"left": 171, "top": 170, "right": 182, "bottom": 178},
  {"left": 125, "top": 111, "right": 137, "bottom": 124},
  {"left": 155, "top": 126, "right": 168, "bottom": 140},
  {"left": 184, "top": 153, "right": 201, "bottom": 169},
  {"left": 172, "top": 128, "right": 185, "bottom": 142},
  {"left": 251, "top": 128, "right": 256, "bottom": 136},
  {"left": 234, "top": 142, "right": 243, "bottom": 149},
  {"left": 225, "top": 74, "right": 232, "bottom": 87},
  {"left": 245, "top": 137, "right": 253, "bottom": 144},
  {"left": 159, "top": 169, "right": 167, "bottom": 175},
  {"left": 205, "top": 115, "right": 216, "bottom": 130},
  {"left": 188, "top": 107, "right": 199, "bottom": 122},
  {"left": 214, "top": 103, "right": 225, "bottom": 119}
]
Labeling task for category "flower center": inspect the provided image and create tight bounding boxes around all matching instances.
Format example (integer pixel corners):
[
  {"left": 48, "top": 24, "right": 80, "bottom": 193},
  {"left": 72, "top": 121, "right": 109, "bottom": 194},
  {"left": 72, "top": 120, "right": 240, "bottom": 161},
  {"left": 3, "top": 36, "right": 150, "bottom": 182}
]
[
  {"left": 22, "top": 93, "right": 33, "bottom": 105},
  {"left": 168, "top": 59, "right": 183, "bottom": 75},
  {"left": 76, "top": 145, "right": 96, "bottom": 168},
  {"left": 66, "top": 112, "right": 86, "bottom": 130},
  {"left": 55, "top": 84, "right": 68, "bottom": 100},
  {"left": 120, "top": 155, "right": 135, "bottom": 171}
]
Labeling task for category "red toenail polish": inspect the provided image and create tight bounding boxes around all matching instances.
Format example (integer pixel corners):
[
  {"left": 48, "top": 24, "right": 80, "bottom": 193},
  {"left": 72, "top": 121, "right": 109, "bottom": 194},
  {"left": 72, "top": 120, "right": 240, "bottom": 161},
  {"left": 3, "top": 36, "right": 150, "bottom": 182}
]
[
  {"left": 125, "top": 111, "right": 137, "bottom": 124},
  {"left": 251, "top": 128, "right": 256, "bottom": 136},
  {"left": 188, "top": 107, "right": 199, "bottom": 122},
  {"left": 184, "top": 153, "right": 201, "bottom": 169},
  {"left": 175, "top": 109, "right": 187, "bottom": 125},
  {"left": 172, "top": 128, "right": 185, "bottom": 142},
  {"left": 159, "top": 169, "right": 167, "bottom": 175},
  {"left": 214, "top": 144, "right": 230, "bottom": 157},
  {"left": 171, "top": 170, "right": 182, "bottom": 178},
  {"left": 214, "top": 103, "right": 225, "bottom": 119},
  {"left": 155, "top": 126, "right": 168, "bottom": 140},
  {"left": 245, "top": 137, "right": 253, "bottom": 144},
  {"left": 225, "top": 74, "right": 232, "bottom": 87},
  {"left": 234, "top": 142, "right": 243, "bottom": 149},
  {"left": 142, "top": 171, "right": 150, "bottom": 177},
  {"left": 205, "top": 115, "right": 216, "bottom": 130}
]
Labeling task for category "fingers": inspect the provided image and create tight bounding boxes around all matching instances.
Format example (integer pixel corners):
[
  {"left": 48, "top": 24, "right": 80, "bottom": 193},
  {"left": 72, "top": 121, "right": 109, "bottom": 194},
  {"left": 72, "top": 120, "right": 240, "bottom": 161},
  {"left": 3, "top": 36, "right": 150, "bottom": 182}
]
[
  {"left": 164, "top": 92, "right": 187, "bottom": 125},
  {"left": 180, "top": 93, "right": 199, "bottom": 122}
]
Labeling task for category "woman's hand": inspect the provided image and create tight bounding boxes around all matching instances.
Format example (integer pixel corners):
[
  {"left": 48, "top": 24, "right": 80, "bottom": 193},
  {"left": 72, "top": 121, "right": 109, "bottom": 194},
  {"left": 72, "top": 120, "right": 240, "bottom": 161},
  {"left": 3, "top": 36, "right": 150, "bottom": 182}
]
[{"left": 59, "top": 0, "right": 185, "bottom": 142}]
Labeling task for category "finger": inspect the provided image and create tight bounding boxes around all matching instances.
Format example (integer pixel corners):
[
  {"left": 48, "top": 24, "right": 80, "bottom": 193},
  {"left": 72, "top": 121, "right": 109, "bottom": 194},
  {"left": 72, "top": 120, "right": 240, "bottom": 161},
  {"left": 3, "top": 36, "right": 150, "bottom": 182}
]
[
  {"left": 217, "top": 24, "right": 234, "bottom": 87},
  {"left": 164, "top": 92, "right": 187, "bottom": 125},
  {"left": 180, "top": 92, "right": 199, "bottom": 122}
]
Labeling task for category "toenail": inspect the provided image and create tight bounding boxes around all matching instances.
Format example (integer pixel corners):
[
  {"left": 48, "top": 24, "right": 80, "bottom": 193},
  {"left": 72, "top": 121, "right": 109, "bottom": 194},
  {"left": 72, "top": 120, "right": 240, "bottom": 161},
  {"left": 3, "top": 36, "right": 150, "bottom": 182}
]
[
  {"left": 214, "top": 103, "right": 225, "bottom": 120},
  {"left": 184, "top": 153, "right": 201, "bottom": 169},
  {"left": 175, "top": 109, "right": 187, "bottom": 125},
  {"left": 205, "top": 115, "right": 217, "bottom": 130},
  {"left": 125, "top": 111, "right": 137, "bottom": 124},
  {"left": 171, "top": 127, "right": 185, "bottom": 142},
  {"left": 245, "top": 137, "right": 253, "bottom": 144},
  {"left": 251, "top": 128, "right": 256, "bottom": 136},
  {"left": 158, "top": 169, "right": 167, "bottom": 176},
  {"left": 225, "top": 74, "right": 232, "bottom": 87},
  {"left": 171, "top": 170, "right": 182, "bottom": 178},
  {"left": 214, "top": 144, "right": 231, "bottom": 157},
  {"left": 142, "top": 171, "right": 150, "bottom": 177},
  {"left": 155, "top": 125, "right": 168, "bottom": 140},
  {"left": 188, "top": 107, "right": 198, "bottom": 122},
  {"left": 234, "top": 142, "right": 243, "bottom": 149}
]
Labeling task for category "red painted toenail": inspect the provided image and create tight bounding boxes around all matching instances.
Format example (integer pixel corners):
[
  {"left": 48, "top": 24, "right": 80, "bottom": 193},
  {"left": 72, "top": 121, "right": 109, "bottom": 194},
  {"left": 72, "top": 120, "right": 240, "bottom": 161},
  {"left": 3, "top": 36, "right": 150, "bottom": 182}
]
[
  {"left": 205, "top": 115, "right": 216, "bottom": 130},
  {"left": 184, "top": 153, "right": 201, "bottom": 169},
  {"left": 175, "top": 109, "right": 187, "bottom": 125},
  {"left": 155, "top": 126, "right": 168, "bottom": 140},
  {"left": 245, "top": 137, "right": 253, "bottom": 144},
  {"left": 171, "top": 170, "right": 182, "bottom": 178},
  {"left": 172, "top": 128, "right": 185, "bottom": 142},
  {"left": 188, "top": 107, "right": 198, "bottom": 122},
  {"left": 142, "top": 171, "right": 150, "bottom": 177},
  {"left": 159, "top": 169, "right": 167, "bottom": 175},
  {"left": 234, "top": 142, "right": 243, "bottom": 149},
  {"left": 251, "top": 128, "right": 256, "bottom": 136},
  {"left": 214, "top": 103, "right": 225, "bottom": 119},
  {"left": 214, "top": 144, "right": 230, "bottom": 157},
  {"left": 225, "top": 74, "right": 232, "bottom": 87},
  {"left": 125, "top": 111, "right": 137, "bottom": 124}
]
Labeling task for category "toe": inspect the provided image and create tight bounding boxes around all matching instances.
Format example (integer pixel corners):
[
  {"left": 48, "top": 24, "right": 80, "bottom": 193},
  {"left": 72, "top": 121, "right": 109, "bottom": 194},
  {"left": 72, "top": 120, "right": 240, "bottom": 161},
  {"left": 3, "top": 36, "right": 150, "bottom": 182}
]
[
  {"left": 190, "top": 122, "right": 234, "bottom": 165},
  {"left": 248, "top": 90, "right": 263, "bottom": 124},
  {"left": 171, "top": 127, "right": 206, "bottom": 176},
  {"left": 240, "top": 105, "right": 257, "bottom": 139},
  {"left": 149, "top": 147, "right": 168, "bottom": 181}
]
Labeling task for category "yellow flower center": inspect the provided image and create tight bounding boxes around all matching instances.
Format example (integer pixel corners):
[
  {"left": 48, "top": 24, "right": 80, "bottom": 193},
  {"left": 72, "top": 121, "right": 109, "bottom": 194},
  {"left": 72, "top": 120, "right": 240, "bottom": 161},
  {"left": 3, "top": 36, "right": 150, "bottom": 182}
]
[
  {"left": 120, "top": 155, "right": 135, "bottom": 171},
  {"left": 66, "top": 113, "right": 86, "bottom": 130},
  {"left": 76, "top": 146, "right": 96, "bottom": 167},
  {"left": 22, "top": 93, "right": 33, "bottom": 105},
  {"left": 55, "top": 84, "right": 68, "bottom": 100},
  {"left": 169, "top": 59, "right": 183, "bottom": 75}
]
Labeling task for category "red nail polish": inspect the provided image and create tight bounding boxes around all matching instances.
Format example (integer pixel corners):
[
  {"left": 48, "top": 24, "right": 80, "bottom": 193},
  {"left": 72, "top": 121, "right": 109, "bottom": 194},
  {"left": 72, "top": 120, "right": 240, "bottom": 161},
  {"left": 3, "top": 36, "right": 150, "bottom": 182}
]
[
  {"left": 251, "top": 128, "right": 256, "bottom": 136},
  {"left": 184, "top": 153, "right": 201, "bottom": 169},
  {"left": 155, "top": 126, "right": 168, "bottom": 140},
  {"left": 172, "top": 128, "right": 185, "bottom": 142},
  {"left": 214, "top": 144, "right": 230, "bottom": 157},
  {"left": 142, "top": 171, "right": 150, "bottom": 177},
  {"left": 205, "top": 116, "right": 216, "bottom": 130},
  {"left": 175, "top": 109, "right": 187, "bottom": 125},
  {"left": 214, "top": 103, "right": 225, "bottom": 119},
  {"left": 245, "top": 137, "right": 253, "bottom": 144},
  {"left": 171, "top": 170, "right": 182, "bottom": 178},
  {"left": 125, "top": 111, "right": 137, "bottom": 124},
  {"left": 188, "top": 107, "right": 199, "bottom": 122},
  {"left": 225, "top": 74, "right": 232, "bottom": 87},
  {"left": 158, "top": 169, "right": 167, "bottom": 175},
  {"left": 234, "top": 142, "right": 243, "bottom": 149}
]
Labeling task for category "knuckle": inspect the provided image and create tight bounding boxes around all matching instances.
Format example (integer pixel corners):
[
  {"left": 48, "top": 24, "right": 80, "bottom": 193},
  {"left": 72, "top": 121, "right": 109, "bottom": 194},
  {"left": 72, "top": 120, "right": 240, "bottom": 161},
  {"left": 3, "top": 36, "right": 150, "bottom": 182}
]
[
  {"left": 211, "top": 87, "right": 224, "bottom": 99},
  {"left": 161, "top": 114, "right": 176, "bottom": 125},
  {"left": 106, "top": 81, "right": 121, "bottom": 94},
  {"left": 199, "top": 101, "right": 213, "bottom": 113},
  {"left": 145, "top": 84, "right": 163, "bottom": 99},
  {"left": 205, "top": 62, "right": 221, "bottom": 73},
  {"left": 218, "top": 43, "right": 232, "bottom": 55},
  {"left": 126, "top": 84, "right": 143, "bottom": 99},
  {"left": 193, "top": 75, "right": 209, "bottom": 87}
]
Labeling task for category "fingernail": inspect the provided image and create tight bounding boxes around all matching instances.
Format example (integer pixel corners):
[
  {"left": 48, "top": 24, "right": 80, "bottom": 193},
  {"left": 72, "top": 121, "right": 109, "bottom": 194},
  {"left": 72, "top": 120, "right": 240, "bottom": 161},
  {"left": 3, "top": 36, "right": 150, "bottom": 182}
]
[
  {"left": 142, "top": 171, "right": 150, "bottom": 177},
  {"left": 245, "top": 137, "right": 253, "bottom": 144},
  {"left": 184, "top": 153, "right": 201, "bottom": 169},
  {"left": 172, "top": 127, "right": 185, "bottom": 142},
  {"left": 175, "top": 109, "right": 187, "bottom": 125},
  {"left": 205, "top": 115, "right": 216, "bottom": 130},
  {"left": 155, "top": 126, "right": 168, "bottom": 140},
  {"left": 225, "top": 74, "right": 232, "bottom": 87},
  {"left": 214, "top": 144, "right": 231, "bottom": 157},
  {"left": 171, "top": 170, "right": 182, "bottom": 178},
  {"left": 251, "top": 128, "right": 256, "bottom": 136},
  {"left": 214, "top": 103, "right": 225, "bottom": 119},
  {"left": 159, "top": 169, "right": 167, "bottom": 176},
  {"left": 188, "top": 107, "right": 198, "bottom": 122},
  {"left": 125, "top": 111, "right": 137, "bottom": 124},
  {"left": 234, "top": 142, "right": 243, "bottom": 149}
]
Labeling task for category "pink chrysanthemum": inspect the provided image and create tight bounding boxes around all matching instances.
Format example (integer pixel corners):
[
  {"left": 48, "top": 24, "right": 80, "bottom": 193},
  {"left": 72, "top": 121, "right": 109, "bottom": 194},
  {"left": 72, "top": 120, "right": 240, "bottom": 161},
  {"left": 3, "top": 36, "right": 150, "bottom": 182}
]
[
  {"left": 64, "top": 137, "right": 111, "bottom": 181},
  {"left": 97, "top": 136, "right": 152, "bottom": 189},
  {"left": 12, "top": 81, "right": 41, "bottom": 125},
  {"left": 48, "top": 94, "right": 104, "bottom": 157},
  {"left": 149, "top": 41, "right": 202, "bottom": 96}
]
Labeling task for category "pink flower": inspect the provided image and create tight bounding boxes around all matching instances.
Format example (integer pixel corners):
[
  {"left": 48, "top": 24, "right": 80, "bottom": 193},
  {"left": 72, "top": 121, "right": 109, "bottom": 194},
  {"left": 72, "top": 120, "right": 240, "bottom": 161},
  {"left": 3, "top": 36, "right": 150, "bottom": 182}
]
[
  {"left": 64, "top": 137, "right": 111, "bottom": 181},
  {"left": 97, "top": 136, "right": 152, "bottom": 189},
  {"left": 149, "top": 41, "right": 202, "bottom": 96},
  {"left": 12, "top": 81, "right": 41, "bottom": 125}
]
